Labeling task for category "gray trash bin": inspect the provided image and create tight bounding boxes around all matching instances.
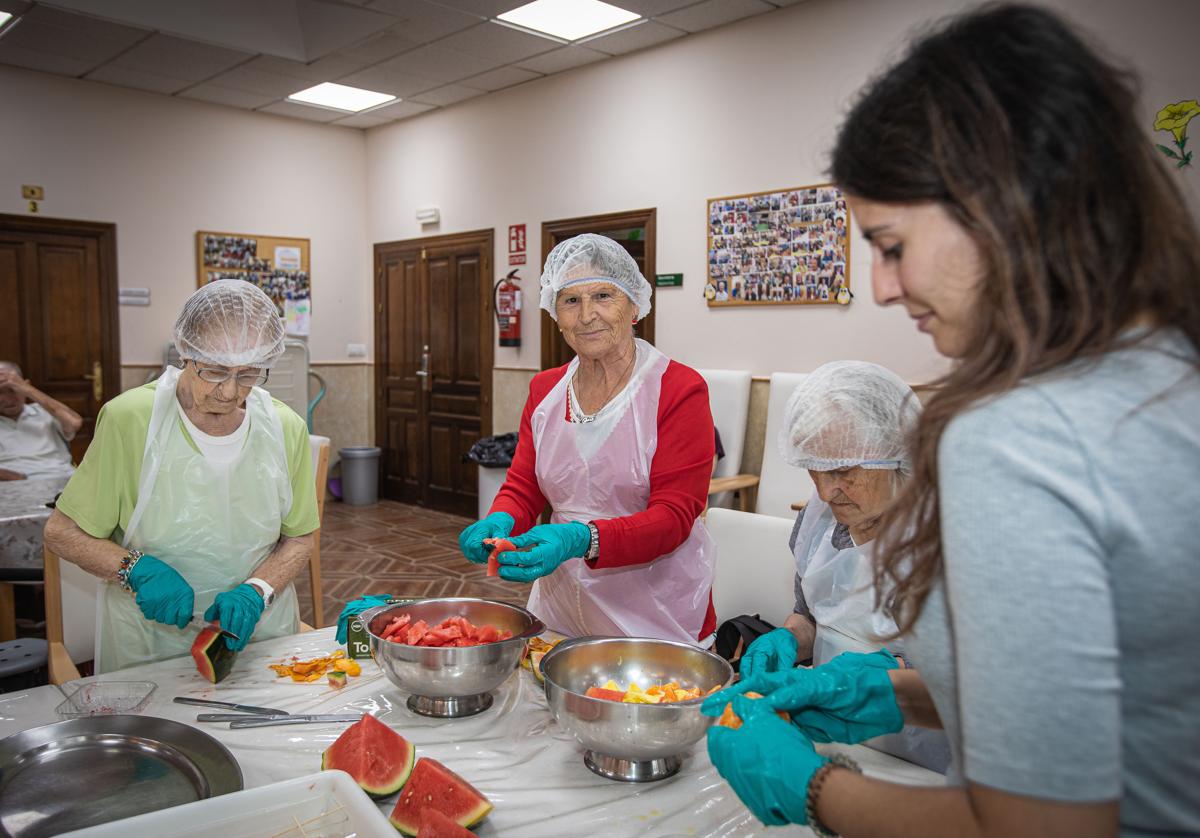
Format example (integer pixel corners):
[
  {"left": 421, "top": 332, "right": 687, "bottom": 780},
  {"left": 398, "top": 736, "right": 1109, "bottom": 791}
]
[{"left": 339, "top": 446, "right": 381, "bottom": 506}]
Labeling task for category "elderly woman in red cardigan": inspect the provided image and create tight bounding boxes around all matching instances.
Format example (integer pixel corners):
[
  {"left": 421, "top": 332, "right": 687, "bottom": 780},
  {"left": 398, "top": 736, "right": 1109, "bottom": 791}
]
[{"left": 460, "top": 233, "right": 717, "bottom": 645}]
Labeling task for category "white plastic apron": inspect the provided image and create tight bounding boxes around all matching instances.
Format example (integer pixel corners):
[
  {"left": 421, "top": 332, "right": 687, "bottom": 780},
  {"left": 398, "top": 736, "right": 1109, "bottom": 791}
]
[
  {"left": 526, "top": 339, "right": 715, "bottom": 645},
  {"left": 793, "top": 495, "right": 896, "bottom": 667},
  {"left": 96, "top": 365, "right": 300, "bottom": 673}
]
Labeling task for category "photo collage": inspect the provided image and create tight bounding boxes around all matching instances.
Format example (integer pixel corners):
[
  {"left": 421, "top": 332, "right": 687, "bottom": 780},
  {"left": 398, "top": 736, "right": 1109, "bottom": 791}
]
[
  {"left": 705, "top": 184, "right": 850, "bottom": 307},
  {"left": 199, "top": 233, "right": 311, "bottom": 321}
]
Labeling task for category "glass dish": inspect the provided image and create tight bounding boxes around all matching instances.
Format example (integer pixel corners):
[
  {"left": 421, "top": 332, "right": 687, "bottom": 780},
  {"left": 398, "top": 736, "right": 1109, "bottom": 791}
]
[{"left": 55, "top": 681, "right": 158, "bottom": 718}]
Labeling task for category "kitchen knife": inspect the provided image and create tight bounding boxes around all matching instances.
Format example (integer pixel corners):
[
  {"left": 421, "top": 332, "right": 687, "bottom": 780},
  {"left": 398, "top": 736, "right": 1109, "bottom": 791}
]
[
  {"left": 229, "top": 713, "right": 364, "bottom": 728},
  {"left": 174, "top": 696, "right": 289, "bottom": 716}
]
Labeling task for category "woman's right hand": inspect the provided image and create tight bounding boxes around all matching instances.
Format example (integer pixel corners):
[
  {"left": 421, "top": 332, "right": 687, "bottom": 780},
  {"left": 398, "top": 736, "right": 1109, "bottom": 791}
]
[
  {"left": 457, "top": 512, "right": 514, "bottom": 564},
  {"left": 739, "top": 627, "right": 799, "bottom": 678},
  {"left": 127, "top": 555, "right": 195, "bottom": 629}
]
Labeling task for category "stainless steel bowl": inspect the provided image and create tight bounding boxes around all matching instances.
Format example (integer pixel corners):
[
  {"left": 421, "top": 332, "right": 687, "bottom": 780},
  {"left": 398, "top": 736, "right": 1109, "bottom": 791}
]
[
  {"left": 363, "top": 598, "right": 544, "bottom": 718},
  {"left": 541, "top": 636, "right": 734, "bottom": 782}
]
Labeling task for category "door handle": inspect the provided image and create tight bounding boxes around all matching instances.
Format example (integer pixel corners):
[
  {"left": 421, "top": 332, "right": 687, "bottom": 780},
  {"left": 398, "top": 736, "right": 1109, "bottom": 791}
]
[
  {"left": 82, "top": 361, "right": 102, "bottom": 402},
  {"left": 415, "top": 345, "right": 432, "bottom": 392}
]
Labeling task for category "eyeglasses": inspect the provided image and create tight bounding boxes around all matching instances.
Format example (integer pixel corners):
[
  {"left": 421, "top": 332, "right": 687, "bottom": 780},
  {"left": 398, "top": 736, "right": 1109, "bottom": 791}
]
[{"left": 190, "top": 362, "right": 269, "bottom": 387}]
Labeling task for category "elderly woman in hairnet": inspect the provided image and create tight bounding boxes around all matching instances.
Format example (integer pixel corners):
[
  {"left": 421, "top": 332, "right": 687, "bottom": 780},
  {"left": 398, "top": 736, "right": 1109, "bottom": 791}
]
[
  {"left": 45, "top": 280, "right": 319, "bottom": 673},
  {"left": 705, "top": 360, "right": 949, "bottom": 770},
  {"left": 465, "top": 234, "right": 718, "bottom": 643}
]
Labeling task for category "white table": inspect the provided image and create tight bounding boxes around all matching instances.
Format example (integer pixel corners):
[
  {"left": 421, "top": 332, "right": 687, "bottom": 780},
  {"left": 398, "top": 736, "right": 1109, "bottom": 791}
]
[
  {"left": 52, "top": 628, "right": 943, "bottom": 837},
  {"left": 0, "top": 684, "right": 66, "bottom": 740}
]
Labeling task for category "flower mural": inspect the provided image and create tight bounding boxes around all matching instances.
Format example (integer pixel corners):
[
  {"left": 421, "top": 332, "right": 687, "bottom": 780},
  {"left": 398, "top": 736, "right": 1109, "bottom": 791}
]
[{"left": 1154, "top": 100, "right": 1199, "bottom": 168}]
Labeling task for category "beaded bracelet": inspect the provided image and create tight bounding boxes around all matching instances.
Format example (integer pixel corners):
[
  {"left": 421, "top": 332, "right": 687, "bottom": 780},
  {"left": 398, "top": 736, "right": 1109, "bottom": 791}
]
[
  {"left": 805, "top": 753, "right": 862, "bottom": 838},
  {"left": 116, "top": 548, "right": 144, "bottom": 592}
]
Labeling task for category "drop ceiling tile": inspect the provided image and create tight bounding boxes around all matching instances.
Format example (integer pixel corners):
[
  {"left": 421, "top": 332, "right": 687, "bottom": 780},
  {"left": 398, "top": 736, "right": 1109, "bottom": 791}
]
[
  {"left": 20, "top": 5, "right": 149, "bottom": 44},
  {"left": 361, "top": 99, "right": 436, "bottom": 119},
  {"left": 243, "top": 54, "right": 368, "bottom": 84},
  {"left": 0, "top": 42, "right": 96, "bottom": 76},
  {"left": 438, "top": 22, "right": 559, "bottom": 63},
  {"left": 610, "top": 0, "right": 700, "bottom": 15},
  {"left": 0, "top": 11, "right": 145, "bottom": 65},
  {"left": 366, "top": 0, "right": 483, "bottom": 41},
  {"left": 408, "top": 83, "right": 485, "bottom": 107},
  {"left": 581, "top": 19, "right": 683, "bottom": 54},
  {"left": 418, "top": 0, "right": 525, "bottom": 16},
  {"left": 656, "top": 0, "right": 773, "bottom": 32},
  {"left": 332, "top": 27, "right": 421, "bottom": 67},
  {"left": 86, "top": 64, "right": 189, "bottom": 94},
  {"left": 206, "top": 64, "right": 314, "bottom": 97},
  {"left": 766, "top": 0, "right": 807, "bottom": 4},
  {"left": 514, "top": 44, "right": 606, "bottom": 74},
  {"left": 100, "top": 33, "right": 251, "bottom": 81},
  {"left": 458, "top": 64, "right": 540, "bottom": 91},
  {"left": 258, "top": 100, "right": 347, "bottom": 122},
  {"left": 0, "top": 0, "right": 32, "bottom": 15},
  {"left": 369, "top": 42, "right": 499, "bottom": 85},
  {"left": 330, "top": 113, "right": 389, "bottom": 129},
  {"left": 178, "top": 82, "right": 279, "bottom": 109},
  {"left": 337, "top": 62, "right": 440, "bottom": 97}
]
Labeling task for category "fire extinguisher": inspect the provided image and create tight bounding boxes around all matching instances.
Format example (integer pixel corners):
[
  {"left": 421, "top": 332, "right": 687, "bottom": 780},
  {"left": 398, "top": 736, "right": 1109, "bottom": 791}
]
[{"left": 494, "top": 270, "right": 522, "bottom": 347}]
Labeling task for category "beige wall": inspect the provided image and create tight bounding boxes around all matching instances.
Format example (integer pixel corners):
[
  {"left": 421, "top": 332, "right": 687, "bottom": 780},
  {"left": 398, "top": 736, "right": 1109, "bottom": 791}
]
[{"left": 0, "top": 66, "right": 371, "bottom": 365}]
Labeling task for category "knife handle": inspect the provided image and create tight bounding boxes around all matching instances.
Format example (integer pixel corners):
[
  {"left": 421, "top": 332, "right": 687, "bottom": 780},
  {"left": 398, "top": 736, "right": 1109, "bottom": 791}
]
[{"left": 230, "top": 716, "right": 308, "bottom": 728}]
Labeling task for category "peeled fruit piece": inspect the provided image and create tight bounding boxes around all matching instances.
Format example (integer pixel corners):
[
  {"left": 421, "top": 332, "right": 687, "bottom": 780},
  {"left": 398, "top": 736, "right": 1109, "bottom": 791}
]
[
  {"left": 716, "top": 692, "right": 790, "bottom": 729},
  {"left": 328, "top": 670, "right": 348, "bottom": 689},
  {"left": 389, "top": 758, "right": 492, "bottom": 836},
  {"left": 191, "top": 623, "right": 237, "bottom": 683},
  {"left": 530, "top": 650, "right": 547, "bottom": 684},
  {"left": 321, "top": 714, "right": 416, "bottom": 799},
  {"left": 416, "top": 808, "right": 477, "bottom": 838},
  {"left": 585, "top": 686, "right": 627, "bottom": 702},
  {"left": 482, "top": 537, "right": 516, "bottom": 578}
]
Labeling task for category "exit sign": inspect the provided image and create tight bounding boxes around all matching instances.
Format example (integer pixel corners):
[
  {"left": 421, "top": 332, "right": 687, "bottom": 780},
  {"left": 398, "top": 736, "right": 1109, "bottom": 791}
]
[{"left": 655, "top": 273, "right": 683, "bottom": 288}]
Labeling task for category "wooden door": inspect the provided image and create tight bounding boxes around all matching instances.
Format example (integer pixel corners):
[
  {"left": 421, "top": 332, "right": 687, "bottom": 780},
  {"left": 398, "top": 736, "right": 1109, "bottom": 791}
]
[
  {"left": 540, "top": 209, "right": 656, "bottom": 371},
  {"left": 375, "top": 230, "right": 493, "bottom": 516},
  {"left": 0, "top": 215, "right": 120, "bottom": 462}
]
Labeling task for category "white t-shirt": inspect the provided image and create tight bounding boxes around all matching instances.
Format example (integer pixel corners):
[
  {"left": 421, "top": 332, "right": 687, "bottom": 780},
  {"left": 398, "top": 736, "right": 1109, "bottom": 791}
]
[
  {"left": 0, "top": 403, "right": 75, "bottom": 479},
  {"left": 177, "top": 406, "right": 250, "bottom": 464}
]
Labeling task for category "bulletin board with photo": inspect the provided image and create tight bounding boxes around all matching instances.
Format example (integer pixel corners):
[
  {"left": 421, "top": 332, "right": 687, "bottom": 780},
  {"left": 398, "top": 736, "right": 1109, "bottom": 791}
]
[
  {"left": 705, "top": 183, "right": 851, "bottom": 307},
  {"left": 195, "top": 231, "right": 312, "bottom": 336}
]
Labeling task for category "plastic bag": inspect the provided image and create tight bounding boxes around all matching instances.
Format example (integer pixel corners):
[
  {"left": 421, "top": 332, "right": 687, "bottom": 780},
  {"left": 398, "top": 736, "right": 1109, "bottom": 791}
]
[{"left": 465, "top": 432, "right": 518, "bottom": 468}]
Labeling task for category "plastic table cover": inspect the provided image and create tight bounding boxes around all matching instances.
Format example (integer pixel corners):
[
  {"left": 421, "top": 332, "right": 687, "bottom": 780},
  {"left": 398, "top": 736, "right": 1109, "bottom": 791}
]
[{"left": 59, "top": 628, "right": 944, "bottom": 837}]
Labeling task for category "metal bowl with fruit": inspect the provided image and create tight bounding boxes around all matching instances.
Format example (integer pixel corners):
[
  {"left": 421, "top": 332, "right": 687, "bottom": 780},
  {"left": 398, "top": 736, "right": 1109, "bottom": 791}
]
[
  {"left": 540, "top": 636, "right": 734, "bottom": 782},
  {"left": 362, "top": 597, "right": 544, "bottom": 718}
]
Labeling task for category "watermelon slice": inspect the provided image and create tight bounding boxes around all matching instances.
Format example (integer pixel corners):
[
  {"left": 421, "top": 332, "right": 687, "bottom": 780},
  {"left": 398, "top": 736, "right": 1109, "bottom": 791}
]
[
  {"left": 191, "top": 623, "right": 237, "bottom": 683},
  {"left": 416, "top": 808, "right": 476, "bottom": 838},
  {"left": 321, "top": 714, "right": 416, "bottom": 799},
  {"left": 483, "top": 537, "right": 517, "bottom": 578},
  {"left": 389, "top": 758, "right": 492, "bottom": 836}
]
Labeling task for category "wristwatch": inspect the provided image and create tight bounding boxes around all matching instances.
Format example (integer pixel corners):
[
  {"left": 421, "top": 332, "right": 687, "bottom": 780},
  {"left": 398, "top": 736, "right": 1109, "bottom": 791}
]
[
  {"left": 246, "top": 577, "right": 276, "bottom": 608},
  {"left": 585, "top": 522, "right": 600, "bottom": 562}
]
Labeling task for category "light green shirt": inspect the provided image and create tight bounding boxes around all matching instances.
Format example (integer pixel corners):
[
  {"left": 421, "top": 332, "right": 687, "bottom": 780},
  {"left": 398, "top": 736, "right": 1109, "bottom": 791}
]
[{"left": 57, "top": 381, "right": 319, "bottom": 542}]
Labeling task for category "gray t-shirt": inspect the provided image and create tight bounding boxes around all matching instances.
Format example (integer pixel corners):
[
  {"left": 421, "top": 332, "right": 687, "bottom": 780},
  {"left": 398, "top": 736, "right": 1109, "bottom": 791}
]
[{"left": 907, "top": 331, "right": 1200, "bottom": 836}]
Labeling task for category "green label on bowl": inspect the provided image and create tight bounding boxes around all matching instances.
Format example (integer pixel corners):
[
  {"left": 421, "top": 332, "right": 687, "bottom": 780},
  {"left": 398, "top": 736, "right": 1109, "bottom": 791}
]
[{"left": 347, "top": 617, "right": 372, "bottom": 660}]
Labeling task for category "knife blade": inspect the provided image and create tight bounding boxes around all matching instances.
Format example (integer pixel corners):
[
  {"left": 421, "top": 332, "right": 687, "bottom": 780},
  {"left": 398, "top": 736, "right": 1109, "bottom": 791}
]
[
  {"left": 174, "top": 696, "right": 289, "bottom": 716},
  {"left": 229, "top": 713, "right": 364, "bottom": 729},
  {"left": 189, "top": 617, "right": 242, "bottom": 643}
]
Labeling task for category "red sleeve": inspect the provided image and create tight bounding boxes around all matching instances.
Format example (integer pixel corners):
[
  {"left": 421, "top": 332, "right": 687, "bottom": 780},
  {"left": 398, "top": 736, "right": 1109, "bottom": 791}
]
[
  {"left": 487, "top": 367, "right": 564, "bottom": 533},
  {"left": 591, "top": 361, "right": 715, "bottom": 570}
]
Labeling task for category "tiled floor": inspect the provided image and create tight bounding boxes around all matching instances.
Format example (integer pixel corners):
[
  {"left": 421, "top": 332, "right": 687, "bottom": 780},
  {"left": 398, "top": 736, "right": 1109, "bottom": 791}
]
[{"left": 294, "top": 500, "right": 529, "bottom": 628}]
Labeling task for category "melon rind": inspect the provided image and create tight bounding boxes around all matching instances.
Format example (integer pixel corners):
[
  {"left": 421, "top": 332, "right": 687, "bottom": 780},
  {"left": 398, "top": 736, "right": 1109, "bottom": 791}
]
[
  {"left": 191, "top": 624, "right": 237, "bottom": 683},
  {"left": 388, "top": 757, "right": 493, "bottom": 836},
  {"left": 321, "top": 714, "right": 416, "bottom": 799}
]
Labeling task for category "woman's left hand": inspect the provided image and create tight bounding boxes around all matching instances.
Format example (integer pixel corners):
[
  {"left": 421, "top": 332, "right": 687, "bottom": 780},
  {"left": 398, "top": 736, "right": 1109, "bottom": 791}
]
[
  {"left": 496, "top": 522, "right": 591, "bottom": 583},
  {"left": 204, "top": 584, "right": 265, "bottom": 650}
]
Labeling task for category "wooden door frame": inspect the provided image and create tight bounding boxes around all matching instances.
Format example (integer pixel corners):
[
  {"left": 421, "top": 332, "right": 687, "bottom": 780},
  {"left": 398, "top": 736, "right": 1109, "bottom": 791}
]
[
  {"left": 0, "top": 213, "right": 121, "bottom": 403},
  {"left": 540, "top": 208, "right": 656, "bottom": 370},
  {"left": 373, "top": 228, "right": 495, "bottom": 503}
]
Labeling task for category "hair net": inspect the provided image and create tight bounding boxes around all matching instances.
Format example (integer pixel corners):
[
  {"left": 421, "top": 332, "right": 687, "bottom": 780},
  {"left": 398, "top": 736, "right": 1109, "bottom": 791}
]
[
  {"left": 780, "top": 361, "right": 920, "bottom": 474},
  {"left": 174, "top": 280, "right": 286, "bottom": 369},
  {"left": 539, "top": 233, "right": 652, "bottom": 321}
]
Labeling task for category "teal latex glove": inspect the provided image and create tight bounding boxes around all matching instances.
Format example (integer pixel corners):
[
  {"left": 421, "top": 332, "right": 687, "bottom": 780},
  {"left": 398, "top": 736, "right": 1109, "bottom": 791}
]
[
  {"left": 204, "top": 584, "right": 264, "bottom": 651},
  {"left": 458, "top": 512, "right": 515, "bottom": 564},
  {"left": 496, "top": 522, "right": 591, "bottom": 584},
  {"left": 739, "top": 627, "right": 799, "bottom": 679},
  {"left": 127, "top": 555, "right": 194, "bottom": 630},
  {"left": 703, "top": 649, "right": 903, "bottom": 744},
  {"left": 336, "top": 594, "right": 395, "bottom": 643},
  {"left": 707, "top": 695, "right": 828, "bottom": 826}
]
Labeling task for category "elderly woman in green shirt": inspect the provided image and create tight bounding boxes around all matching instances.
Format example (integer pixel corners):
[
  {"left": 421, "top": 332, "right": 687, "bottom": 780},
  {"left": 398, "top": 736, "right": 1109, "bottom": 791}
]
[{"left": 44, "top": 280, "right": 319, "bottom": 673}]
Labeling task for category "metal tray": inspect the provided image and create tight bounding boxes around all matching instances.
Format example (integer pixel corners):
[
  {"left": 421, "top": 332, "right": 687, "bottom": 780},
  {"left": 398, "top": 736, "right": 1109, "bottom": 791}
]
[{"left": 0, "top": 715, "right": 242, "bottom": 837}]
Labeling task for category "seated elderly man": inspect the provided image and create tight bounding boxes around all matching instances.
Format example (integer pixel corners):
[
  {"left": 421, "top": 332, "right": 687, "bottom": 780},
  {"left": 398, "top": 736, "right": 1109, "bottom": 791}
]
[
  {"left": 44, "top": 280, "right": 318, "bottom": 673},
  {"left": 0, "top": 361, "right": 82, "bottom": 481},
  {"left": 723, "top": 360, "right": 949, "bottom": 771}
]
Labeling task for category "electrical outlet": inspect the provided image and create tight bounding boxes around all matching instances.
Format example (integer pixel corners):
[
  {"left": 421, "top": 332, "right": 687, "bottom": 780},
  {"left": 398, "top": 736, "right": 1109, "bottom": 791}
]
[{"left": 347, "top": 343, "right": 367, "bottom": 358}]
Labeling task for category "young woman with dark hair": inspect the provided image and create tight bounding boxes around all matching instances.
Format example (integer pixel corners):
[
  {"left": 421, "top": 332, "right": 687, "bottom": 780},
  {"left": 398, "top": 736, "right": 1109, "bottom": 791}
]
[{"left": 703, "top": 5, "right": 1200, "bottom": 837}]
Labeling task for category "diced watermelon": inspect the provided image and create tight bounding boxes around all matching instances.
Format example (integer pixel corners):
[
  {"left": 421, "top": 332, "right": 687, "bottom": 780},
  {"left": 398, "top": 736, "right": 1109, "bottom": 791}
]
[
  {"left": 473, "top": 625, "right": 500, "bottom": 644},
  {"left": 404, "top": 620, "right": 429, "bottom": 646},
  {"left": 585, "top": 686, "right": 627, "bottom": 702}
]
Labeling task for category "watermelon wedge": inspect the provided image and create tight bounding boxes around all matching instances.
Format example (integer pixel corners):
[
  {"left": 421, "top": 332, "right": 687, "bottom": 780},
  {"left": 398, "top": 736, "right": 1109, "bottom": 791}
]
[
  {"left": 321, "top": 714, "right": 415, "bottom": 799},
  {"left": 483, "top": 537, "right": 518, "bottom": 578},
  {"left": 416, "top": 808, "right": 477, "bottom": 838},
  {"left": 389, "top": 758, "right": 492, "bottom": 836},
  {"left": 191, "top": 623, "right": 237, "bottom": 683}
]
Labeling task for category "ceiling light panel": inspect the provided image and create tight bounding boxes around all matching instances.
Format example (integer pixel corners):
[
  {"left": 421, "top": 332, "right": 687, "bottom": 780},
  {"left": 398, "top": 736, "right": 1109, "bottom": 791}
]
[
  {"left": 0, "top": 12, "right": 13, "bottom": 30},
  {"left": 287, "top": 81, "right": 396, "bottom": 112},
  {"left": 498, "top": 0, "right": 639, "bottom": 42}
]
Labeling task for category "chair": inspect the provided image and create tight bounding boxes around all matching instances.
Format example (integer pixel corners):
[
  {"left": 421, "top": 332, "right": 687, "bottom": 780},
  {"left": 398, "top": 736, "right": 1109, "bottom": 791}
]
[
  {"left": 755, "top": 372, "right": 814, "bottom": 520},
  {"left": 707, "top": 507, "right": 797, "bottom": 626},
  {"left": 698, "top": 368, "right": 759, "bottom": 511},
  {"left": 308, "top": 435, "right": 330, "bottom": 627},
  {"left": 43, "top": 547, "right": 82, "bottom": 684}
]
